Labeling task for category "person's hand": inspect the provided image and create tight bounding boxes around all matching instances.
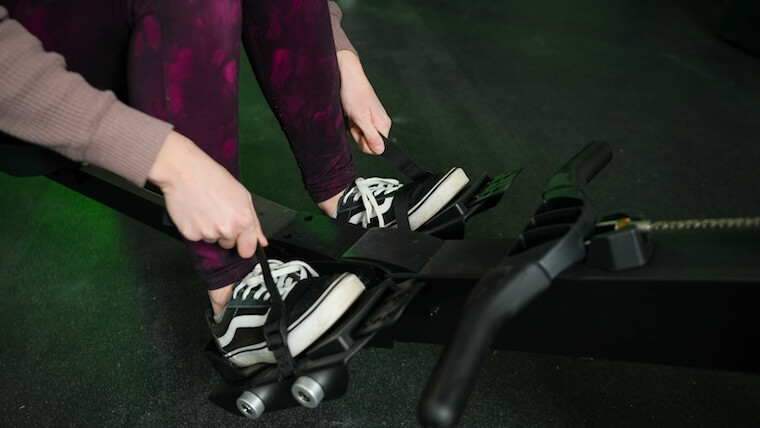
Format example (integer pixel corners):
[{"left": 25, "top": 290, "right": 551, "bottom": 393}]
[
  {"left": 337, "top": 50, "right": 391, "bottom": 155},
  {"left": 147, "top": 131, "right": 267, "bottom": 258}
]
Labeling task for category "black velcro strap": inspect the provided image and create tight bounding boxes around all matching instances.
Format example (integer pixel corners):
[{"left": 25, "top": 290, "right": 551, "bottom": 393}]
[
  {"left": 391, "top": 183, "right": 414, "bottom": 231},
  {"left": 380, "top": 134, "right": 433, "bottom": 181},
  {"left": 256, "top": 246, "right": 296, "bottom": 379}
]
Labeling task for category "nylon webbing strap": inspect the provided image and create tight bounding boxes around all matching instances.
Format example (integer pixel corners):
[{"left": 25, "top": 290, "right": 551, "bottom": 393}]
[
  {"left": 256, "top": 246, "right": 296, "bottom": 379},
  {"left": 380, "top": 134, "right": 432, "bottom": 181},
  {"left": 391, "top": 184, "right": 413, "bottom": 230}
]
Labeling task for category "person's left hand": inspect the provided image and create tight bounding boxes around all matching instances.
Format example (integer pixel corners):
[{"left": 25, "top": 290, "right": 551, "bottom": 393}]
[{"left": 337, "top": 50, "right": 391, "bottom": 155}]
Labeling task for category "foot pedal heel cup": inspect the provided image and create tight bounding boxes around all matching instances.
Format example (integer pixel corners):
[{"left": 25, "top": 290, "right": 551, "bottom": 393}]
[
  {"left": 418, "top": 168, "right": 521, "bottom": 238},
  {"left": 416, "top": 174, "right": 489, "bottom": 238},
  {"left": 469, "top": 169, "right": 522, "bottom": 207}
]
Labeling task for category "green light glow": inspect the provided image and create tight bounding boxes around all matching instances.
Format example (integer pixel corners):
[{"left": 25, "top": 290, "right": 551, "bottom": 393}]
[{"left": 0, "top": 174, "right": 161, "bottom": 410}]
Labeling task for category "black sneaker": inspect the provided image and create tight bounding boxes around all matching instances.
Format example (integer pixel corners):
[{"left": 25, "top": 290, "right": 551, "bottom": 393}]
[
  {"left": 208, "top": 259, "right": 365, "bottom": 368},
  {"left": 335, "top": 167, "right": 469, "bottom": 230}
]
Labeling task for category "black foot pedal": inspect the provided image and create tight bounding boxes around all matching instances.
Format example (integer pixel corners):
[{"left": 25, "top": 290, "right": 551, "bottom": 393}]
[
  {"left": 355, "top": 280, "right": 425, "bottom": 337},
  {"left": 419, "top": 168, "right": 522, "bottom": 238},
  {"left": 379, "top": 134, "right": 521, "bottom": 238},
  {"left": 470, "top": 169, "right": 522, "bottom": 208}
]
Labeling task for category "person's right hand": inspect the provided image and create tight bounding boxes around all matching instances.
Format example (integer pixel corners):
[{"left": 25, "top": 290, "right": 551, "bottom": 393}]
[
  {"left": 147, "top": 131, "right": 267, "bottom": 258},
  {"left": 336, "top": 50, "right": 391, "bottom": 155}
]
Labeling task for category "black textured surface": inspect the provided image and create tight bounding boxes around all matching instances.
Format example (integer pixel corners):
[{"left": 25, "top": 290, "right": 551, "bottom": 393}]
[{"left": 3, "top": 0, "right": 760, "bottom": 426}]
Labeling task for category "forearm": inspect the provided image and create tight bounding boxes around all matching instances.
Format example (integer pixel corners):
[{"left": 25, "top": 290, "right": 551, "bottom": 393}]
[
  {"left": 336, "top": 50, "right": 368, "bottom": 89},
  {"left": 147, "top": 131, "right": 209, "bottom": 190}
]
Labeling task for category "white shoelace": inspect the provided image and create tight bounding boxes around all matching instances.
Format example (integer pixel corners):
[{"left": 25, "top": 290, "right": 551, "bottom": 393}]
[
  {"left": 342, "top": 177, "right": 402, "bottom": 227},
  {"left": 233, "top": 259, "right": 319, "bottom": 302}
]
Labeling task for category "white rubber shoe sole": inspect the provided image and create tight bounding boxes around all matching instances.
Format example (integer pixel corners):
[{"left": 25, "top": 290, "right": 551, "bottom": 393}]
[{"left": 408, "top": 167, "right": 470, "bottom": 231}]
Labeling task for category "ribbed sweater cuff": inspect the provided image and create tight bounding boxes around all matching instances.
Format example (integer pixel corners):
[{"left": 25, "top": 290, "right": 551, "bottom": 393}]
[
  {"left": 329, "top": 1, "right": 358, "bottom": 56},
  {"left": 87, "top": 102, "right": 173, "bottom": 186}
]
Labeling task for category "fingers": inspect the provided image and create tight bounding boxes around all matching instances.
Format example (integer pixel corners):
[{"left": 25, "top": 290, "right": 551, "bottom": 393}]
[
  {"left": 218, "top": 237, "right": 236, "bottom": 249},
  {"left": 348, "top": 109, "right": 392, "bottom": 155},
  {"left": 234, "top": 212, "right": 268, "bottom": 258},
  {"left": 374, "top": 112, "right": 392, "bottom": 139},
  {"left": 235, "top": 228, "right": 258, "bottom": 259},
  {"left": 255, "top": 219, "right": 269, "bottom": 247},
  {"left": 350, "top": 122, "right": 390, "bottom": 155},
  {"left": 349, "top": 124, "right": 373, "bottom": 154},
  {"left": 355, "top": 115, "right": 385, "bottom": 154},
  {"left": 196, "top": 221, "right": 265, "bottom": 259},
  {"left": 364, "top": 128, "right": 385, "bottom": 155},
  {"left": 180, "top": 204, "right": 266, "bottom": 260}
]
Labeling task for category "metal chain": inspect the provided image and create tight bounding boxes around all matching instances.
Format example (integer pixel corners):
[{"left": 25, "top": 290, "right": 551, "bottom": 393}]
[{"left": 649, "top": 216, "right": 760, "bottom": 231}]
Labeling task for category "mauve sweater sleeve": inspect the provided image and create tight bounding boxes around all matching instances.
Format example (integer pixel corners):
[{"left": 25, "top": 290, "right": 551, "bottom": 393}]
[
  {"left": 328, "top": 1, "right": 357, "bottom": 55},
  {"left": 0, "top": 6, "right": 172, "bottom": 186}
]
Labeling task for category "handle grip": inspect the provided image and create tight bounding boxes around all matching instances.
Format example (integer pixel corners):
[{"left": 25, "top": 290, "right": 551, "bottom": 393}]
[
  {"left": 417, "top": 261, "right": 552, "bottom": 428},
  {"left": 543, "top": 141, "right": 612, "bottom": 198}
]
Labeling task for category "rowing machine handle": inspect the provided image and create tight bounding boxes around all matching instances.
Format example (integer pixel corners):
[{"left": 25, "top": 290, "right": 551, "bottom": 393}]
[
  {"left": 543, "top": 140, "right": 612, "bottom": 198},
  {"left": 417, "top": 260, "right": 552, "bottom": 428}
]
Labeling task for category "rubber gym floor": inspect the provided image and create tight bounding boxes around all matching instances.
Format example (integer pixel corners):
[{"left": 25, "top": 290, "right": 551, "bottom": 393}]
[{"left": 2, "top": 0, "right": 760, "bottom": 426}]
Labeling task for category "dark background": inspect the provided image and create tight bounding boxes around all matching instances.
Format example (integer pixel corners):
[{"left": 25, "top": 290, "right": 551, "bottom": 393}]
[{"left": 2, "top": 0, "right": 759, "bottom": 426}]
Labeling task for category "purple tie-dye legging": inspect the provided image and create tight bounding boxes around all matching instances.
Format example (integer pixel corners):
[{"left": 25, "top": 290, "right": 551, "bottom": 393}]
[{"left": 4, "top": 0, "right": 357, "bottom": 289}]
